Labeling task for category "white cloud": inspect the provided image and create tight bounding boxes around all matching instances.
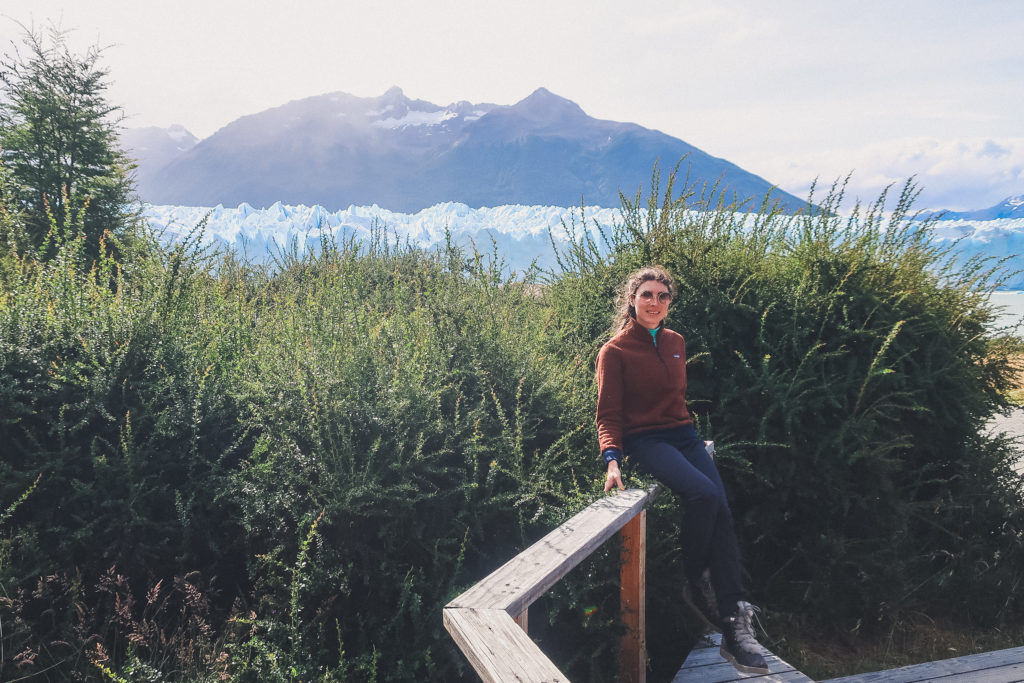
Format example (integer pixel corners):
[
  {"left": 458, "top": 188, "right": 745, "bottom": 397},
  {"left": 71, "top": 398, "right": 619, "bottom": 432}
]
[{"left": 766, "top": 137, "right": 1024, "bottom": 211}]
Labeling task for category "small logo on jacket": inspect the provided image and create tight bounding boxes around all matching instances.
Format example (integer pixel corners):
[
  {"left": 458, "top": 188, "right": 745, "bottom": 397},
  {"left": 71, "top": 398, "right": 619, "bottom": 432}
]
[{"left": 673, "top": 354, "right": 680, "bottom": 358}]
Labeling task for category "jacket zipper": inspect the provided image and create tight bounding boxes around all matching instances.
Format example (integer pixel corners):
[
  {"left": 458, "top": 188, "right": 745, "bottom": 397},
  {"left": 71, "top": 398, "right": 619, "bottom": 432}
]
[{"left": 649, "top": 329, "right": 671, "bottom": 379}]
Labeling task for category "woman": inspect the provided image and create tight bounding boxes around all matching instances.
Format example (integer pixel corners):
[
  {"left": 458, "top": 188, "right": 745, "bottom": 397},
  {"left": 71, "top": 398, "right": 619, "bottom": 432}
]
[{"left": 595, "top": 266, "right": 768, "bottom": 675}]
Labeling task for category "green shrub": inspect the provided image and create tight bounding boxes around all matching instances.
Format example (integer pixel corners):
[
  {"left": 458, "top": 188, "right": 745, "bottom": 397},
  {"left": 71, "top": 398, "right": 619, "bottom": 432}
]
[
  {"left": 547, "top": 172, "right": 1024, "bottom": 643},
  {"left": 2, "top": 167, "right": 1021, "bottom": 681},
  {"left": 1, "top": 221, "right": 610, "bottom": 680},
  {"left": 0, "top": 218, "right": 247, "bottom": 679},
  {"left": 224, "top": 235, "right": 602, "bottom": 679}
]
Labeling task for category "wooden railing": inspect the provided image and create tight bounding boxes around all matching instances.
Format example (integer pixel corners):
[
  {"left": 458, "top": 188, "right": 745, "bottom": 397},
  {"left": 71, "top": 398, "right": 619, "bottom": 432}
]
[
  {"left": 443, "top": 485, "right": 654, "bottom": 682},
  {"left": 443, "top": 443, "right": 714, "bottom": 681}
]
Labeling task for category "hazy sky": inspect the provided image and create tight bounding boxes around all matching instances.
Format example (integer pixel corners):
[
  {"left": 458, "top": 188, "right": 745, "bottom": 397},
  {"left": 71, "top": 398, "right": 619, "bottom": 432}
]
[{"left": 2, "top": 0, "right": 1022, "bottom": 210}]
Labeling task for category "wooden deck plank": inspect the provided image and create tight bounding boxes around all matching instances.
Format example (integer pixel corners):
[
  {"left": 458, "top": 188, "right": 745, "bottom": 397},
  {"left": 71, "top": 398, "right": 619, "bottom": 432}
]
[
  {"left": 935, "top": 662, "right": 1024, "bottom": 683},
  {"left": 443, "top": 607, "right": 568, "bottom": 682},
  {"left": 673, "top": 660, "right": 812, "bottom": 683},
  {"left": 447, "top": 487, "right": 650, "bottom": 616},
  {"left": 675, "top": 668, "right": 815, "bottom": 683},
  {"left": 822, "top": 645, "right": 1024, "bottom": 683},
  {"left": 673, "top": 633, "right": 813, "bottom": 683}
]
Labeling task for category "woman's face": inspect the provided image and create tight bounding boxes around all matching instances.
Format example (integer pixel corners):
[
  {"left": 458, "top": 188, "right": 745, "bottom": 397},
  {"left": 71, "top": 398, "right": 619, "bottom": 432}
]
[{"left": 631, "top": 280, "right": 671, "bottom": 330}]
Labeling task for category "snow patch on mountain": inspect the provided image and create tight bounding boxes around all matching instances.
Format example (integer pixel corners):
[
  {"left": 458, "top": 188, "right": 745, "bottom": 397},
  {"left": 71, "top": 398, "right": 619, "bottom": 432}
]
[
  {"left": 371, "top": 109, "right": 461, "bottom": 129},
  {"left": 366, "top": 104, "right": 396, "bottom": 117},
  {"left": 166, "top": 125, "right": 194, "bottom": 144}
]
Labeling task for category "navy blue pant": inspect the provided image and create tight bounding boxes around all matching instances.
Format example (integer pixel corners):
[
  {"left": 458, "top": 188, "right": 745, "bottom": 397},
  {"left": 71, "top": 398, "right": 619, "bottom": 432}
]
[{"left": 624, "top": 424, "right": 746, "bottom": 616}]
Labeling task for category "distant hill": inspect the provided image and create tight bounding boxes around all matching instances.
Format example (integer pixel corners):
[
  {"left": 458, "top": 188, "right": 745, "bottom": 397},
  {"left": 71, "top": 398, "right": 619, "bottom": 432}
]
[
  {"left": 917, "top": 195, "right": 1024, "bottom": 221},
  {"left": 120, "top": 124, "right": 199, "bottom": 196},
  {"left": 122, "top": 87, "right": 806, "bottom": 212}
]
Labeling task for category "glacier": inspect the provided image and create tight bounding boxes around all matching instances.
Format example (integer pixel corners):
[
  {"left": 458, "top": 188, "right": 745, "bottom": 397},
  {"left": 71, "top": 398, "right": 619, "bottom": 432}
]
[
  {"left": 142, "top": 201, "right": 622, "bottom": 274},
  {"left": 141, "top": 202, "right": 1024, "bottom": 290}
]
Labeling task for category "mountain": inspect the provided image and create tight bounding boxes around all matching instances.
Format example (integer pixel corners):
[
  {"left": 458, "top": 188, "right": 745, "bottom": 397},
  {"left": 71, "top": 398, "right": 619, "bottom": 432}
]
[
  {"left": 917, "top": 196, "right": 1024, "bottom": 221},
  {"left": 126, "top": 87, "right": 805, "bottom": 212},
  {"left": 120, "top": 124, "right": 199, "bottom": 195}
]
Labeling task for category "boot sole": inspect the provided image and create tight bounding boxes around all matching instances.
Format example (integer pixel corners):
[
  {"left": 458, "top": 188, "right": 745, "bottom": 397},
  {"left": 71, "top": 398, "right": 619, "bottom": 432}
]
[{"left": 719, "top": 646, "right": 769, "bottom": 675}]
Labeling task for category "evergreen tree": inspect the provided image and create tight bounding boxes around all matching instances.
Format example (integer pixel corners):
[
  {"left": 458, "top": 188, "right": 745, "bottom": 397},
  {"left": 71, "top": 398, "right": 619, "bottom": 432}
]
[{"left": 0, "top": 25, "right": 137, "bottom": 261}]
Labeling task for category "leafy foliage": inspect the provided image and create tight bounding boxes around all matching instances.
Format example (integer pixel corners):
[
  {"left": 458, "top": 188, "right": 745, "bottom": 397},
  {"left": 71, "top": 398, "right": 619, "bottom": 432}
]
[
  {"left": 548, "top": 172, "right": 1024, "bottom": 637},
  {"left": 0, "top": 217, "right": 603, "bottom": 680},
  {"left": 0, "top": 24, "right": 138, "bottom": 263},
  {"left": 0, "top": 166, "right": 1021, "bottom": 681}
]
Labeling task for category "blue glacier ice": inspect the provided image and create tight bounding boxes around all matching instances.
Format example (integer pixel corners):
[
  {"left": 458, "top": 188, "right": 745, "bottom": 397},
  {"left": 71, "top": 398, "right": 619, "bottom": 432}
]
[{"left": 141, "top": 202, "right": 1024, "bottom": 290}]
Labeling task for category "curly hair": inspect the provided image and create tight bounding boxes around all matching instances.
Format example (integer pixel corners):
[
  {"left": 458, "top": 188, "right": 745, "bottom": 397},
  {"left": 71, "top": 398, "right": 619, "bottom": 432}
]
[{"left": 611, "top": 265, "right": 676, "bottom": 332}]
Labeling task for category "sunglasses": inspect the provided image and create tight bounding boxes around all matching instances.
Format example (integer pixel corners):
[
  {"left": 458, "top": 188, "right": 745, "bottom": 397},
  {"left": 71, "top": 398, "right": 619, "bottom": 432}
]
[{"left": 636, "top": 290, "right": 672, "bottom": 304}]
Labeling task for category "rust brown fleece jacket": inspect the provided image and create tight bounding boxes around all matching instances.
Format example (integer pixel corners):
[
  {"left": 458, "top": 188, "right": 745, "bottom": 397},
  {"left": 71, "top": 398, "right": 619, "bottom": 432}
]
[{"left": 595, "top": 319, "right": 693, "bottom": 453}]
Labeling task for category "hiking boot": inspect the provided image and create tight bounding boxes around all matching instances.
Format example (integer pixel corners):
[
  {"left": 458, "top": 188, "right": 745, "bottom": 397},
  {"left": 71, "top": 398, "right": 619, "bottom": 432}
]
[
  {"left": 720, "top": 601, "right": 769, "bottom": 675},
  {"left": 682, "top": 569, "right": 721, "bottom": 633}
]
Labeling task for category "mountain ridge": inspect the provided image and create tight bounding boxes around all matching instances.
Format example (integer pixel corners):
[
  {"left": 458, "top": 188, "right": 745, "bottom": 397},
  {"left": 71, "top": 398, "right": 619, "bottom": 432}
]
[
  {"left": 916, "top": 196, "right": 1024, "bottom": 221},
  {"left": 122, "top": 87, "right": 808, "bottom": 212}
]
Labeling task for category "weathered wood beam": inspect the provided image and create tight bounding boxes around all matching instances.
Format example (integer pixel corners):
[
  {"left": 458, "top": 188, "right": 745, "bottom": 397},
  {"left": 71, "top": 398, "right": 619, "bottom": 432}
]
[
  {"left": 619, "top": 509, "right": 647, "bottom": 683},
  {"left": 446, "top": 487, "right": 650, "bottom": 618},
  {"left": 443, "top": 607, "right": 568, "bottom": 682}
]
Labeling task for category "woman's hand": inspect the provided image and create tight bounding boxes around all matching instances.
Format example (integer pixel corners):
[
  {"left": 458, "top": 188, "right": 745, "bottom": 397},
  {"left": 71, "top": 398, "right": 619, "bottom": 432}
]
[{"left": 604, "top": 460, "right": 625, "bottom": 492}]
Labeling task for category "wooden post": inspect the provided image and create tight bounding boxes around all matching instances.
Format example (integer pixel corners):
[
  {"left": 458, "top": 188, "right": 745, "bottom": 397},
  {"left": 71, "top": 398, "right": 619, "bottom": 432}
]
[
  {"left": 515, "top": 609, "right": 528, "bottom": 634},
  {"left": 619, "top": 509, "right": 646, "bottom": 683}
]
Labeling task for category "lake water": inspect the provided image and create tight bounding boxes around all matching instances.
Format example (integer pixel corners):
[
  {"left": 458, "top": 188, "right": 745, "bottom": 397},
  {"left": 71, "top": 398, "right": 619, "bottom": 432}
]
[
  {"left": 988, "top": 292, "right": 1024, "bottom": 476},
  {"left": 990, "top": 291, "right": 1024, "bottom": 330}
]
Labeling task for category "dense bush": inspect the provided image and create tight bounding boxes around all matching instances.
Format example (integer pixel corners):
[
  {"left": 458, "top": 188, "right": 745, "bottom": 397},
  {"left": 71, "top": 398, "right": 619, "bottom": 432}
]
[
  {"left": 222, "top": 238, "right": 606, "bottom": 680},
  {"left": 1, "top": 168, "right": 1022, "bottom": 681},
  {"left": 0, "top": 218, "right": 248, "bottom": 678},
  {"left": 547, "top": 174, "right": 1024, "bottom": 636},
  {"left": 0, "top": 217, "right": 611, "bottom": 680}
]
